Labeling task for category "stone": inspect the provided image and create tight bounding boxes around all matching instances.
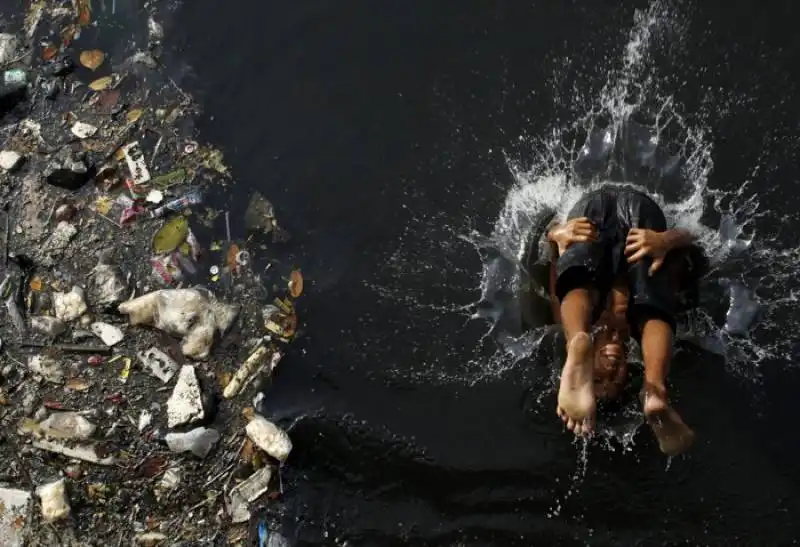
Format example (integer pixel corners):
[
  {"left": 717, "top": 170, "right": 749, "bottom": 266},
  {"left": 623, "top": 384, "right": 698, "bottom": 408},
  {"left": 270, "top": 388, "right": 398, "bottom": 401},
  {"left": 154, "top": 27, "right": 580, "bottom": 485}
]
[
  {"left": 44, "top": 147, "right": 96, "bottom": 190},
  {"left": 0, "top": 150, "right": 22, "bottom": 171},
  {"left": 40, "top": 221, "right": 77, "bottom": 264},
  {"left": 166, "top": 365, "right": 204, "bottom": 428}
]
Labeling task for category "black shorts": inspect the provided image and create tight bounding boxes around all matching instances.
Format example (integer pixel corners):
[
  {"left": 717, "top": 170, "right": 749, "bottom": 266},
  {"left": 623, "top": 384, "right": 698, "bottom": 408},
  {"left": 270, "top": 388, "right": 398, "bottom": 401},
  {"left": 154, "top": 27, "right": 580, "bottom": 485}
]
[{"left": 554, "top": 185, "right": 683, "bottom": 340}]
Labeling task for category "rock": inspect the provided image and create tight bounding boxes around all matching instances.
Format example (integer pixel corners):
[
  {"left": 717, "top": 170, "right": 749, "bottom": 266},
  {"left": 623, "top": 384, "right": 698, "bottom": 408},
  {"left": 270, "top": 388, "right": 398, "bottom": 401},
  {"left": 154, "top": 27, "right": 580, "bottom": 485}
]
[
  {"left": 0, "top": 150, "right": 22, "bottom": 171},
  {"left": 54, "top": 203, "right": 76, "bottom": 222},
  {"left": 36, "top": 478, "right": 70, "bottom": 522},
  {"left": 165, "top": 427, "right": 220, "bottom": 458},
  {"left": 40, "top": 221, "right": 77, "bottom": 265},
  {"left": 39, "top": 411, "right": 96, "bottom": 440},
  {"left": 44, "top": 147, "right": 96, "bottom": 190},
  {"left": 137, "top": 347, "right": 178, "bottom": 383},
  {"left": 0, "top": 34, "right": 18, "bottom": 65},
  {"left": 28, "top": 354, "right": 64, "bottom": 383},
  {"left": 119, "top": 288, "right": 240, "bottom": 360},
  {"left": 0, "top": 487, "right": 31, "bottom": 547},
  {"left": 30, "top": 316, "right": 67, "bottom": 337},
  {"left": 70, "top": 121, "right": 98, "bottom": 139},
  {"left": 90, "top": 321, "right": 124, "bottom": 346},
  {"left": 245, "top": 415, "right": 292, "bottom": 462},
  {"left": 53, "top": 286, "right": 87, "bottom": 322},
  {"left": 167, "top": 365, "right": 204, "bottom": 428}
]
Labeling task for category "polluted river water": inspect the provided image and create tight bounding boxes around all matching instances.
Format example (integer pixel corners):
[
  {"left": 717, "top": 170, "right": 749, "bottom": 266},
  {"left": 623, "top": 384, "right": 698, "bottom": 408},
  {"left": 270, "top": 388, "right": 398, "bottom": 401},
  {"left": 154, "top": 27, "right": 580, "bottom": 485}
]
[{"left": 3, "top": 0, "right": 800, "bottom": 545}]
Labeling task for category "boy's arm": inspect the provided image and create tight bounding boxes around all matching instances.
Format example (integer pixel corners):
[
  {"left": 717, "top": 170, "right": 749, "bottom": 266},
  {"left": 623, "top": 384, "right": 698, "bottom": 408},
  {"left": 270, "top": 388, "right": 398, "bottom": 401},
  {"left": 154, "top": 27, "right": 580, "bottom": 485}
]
[{"left": 660, "top": 228, "right": 695, "bottom": 252}]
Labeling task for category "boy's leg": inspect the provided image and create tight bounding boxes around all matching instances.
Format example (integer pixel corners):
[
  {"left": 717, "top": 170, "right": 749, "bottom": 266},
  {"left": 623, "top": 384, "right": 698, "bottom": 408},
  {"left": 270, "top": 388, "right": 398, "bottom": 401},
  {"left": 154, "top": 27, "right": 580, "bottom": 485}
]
[
  {"left": 556, "top": 286, "right": 596, "bottom": 436},
  {"left": 622, "top": 190, "right": 695, "bottom": 454}
]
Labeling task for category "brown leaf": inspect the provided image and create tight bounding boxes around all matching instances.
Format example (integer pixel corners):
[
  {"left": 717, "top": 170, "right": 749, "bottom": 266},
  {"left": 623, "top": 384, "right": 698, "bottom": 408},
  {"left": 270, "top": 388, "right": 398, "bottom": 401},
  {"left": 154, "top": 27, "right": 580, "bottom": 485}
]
[
  {"left": 41, "top": 44, "right": 58, "bottom": 61},
  {"left": 240, "top": 439, "right": 256, "bottom": 463},
  {"left": 98, "top": 89, "right": 121, "bottom": 110},
  {"left": 66, "top": 378, "right": 91, "bottom": 392},
  {"left": 79, "top": 49, "right": 105, "bottom": 70},
  {"left": 226, "top": 243, "right": 240, "bottom": 272},
  {"left": 89, "top": 76, "right": 113, "bottom": 91},
  {"left": 139, "top": 455, "right": 168, "bottom": 478},
  {"left": 289, "top": 269, "right": 303, "bottom": 298},
  {"left": 77, "top": 0, "right": 91, "bottom": 26}
]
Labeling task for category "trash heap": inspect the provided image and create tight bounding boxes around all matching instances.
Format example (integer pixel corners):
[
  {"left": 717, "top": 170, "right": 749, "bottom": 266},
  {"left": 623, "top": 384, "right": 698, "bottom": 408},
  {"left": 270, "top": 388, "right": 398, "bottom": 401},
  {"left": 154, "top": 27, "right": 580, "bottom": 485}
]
[{"left": 0, "top": 2, "right": 299, "bottom": 545}]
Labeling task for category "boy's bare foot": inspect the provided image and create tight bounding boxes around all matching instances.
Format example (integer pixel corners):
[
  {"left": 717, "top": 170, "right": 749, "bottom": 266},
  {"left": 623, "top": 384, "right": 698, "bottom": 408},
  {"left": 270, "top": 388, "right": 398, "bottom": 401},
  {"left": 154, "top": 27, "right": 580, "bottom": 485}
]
[
  {"left": 641, "top": 385, "right": 695, "bottom": 456},
  {"left": 556, "top": 332, "right": 596, "bottom": 436}
]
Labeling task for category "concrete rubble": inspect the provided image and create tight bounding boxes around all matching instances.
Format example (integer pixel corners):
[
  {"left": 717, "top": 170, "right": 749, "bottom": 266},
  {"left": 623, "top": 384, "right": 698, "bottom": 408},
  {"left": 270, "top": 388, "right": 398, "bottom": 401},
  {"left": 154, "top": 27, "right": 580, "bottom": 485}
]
[{"left": 0, "top": 1, "right": 303, "bottom": 544}]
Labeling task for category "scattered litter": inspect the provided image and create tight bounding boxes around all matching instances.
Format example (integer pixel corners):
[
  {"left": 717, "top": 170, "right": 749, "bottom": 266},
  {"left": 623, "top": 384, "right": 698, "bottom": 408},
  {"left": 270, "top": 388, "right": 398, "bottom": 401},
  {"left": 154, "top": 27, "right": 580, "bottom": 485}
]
[
  {"left": 36, "top": 478, "right": 70, "bottom": 522},
  {"left": 38, "top": 411, "right": 97, "bottom": 439},
  {"left": 150, "top": 189, "right": 202, "bottom": 219},
  {"left": 119, "top": 288, "right": 239, "bottom": 360},
  {"left": 0, "top": 150, "right": 23, "bottom": 171},
  {"left": 90, "top": 321, "right": 124, "bottom": 346},
  {"left": 70, "top": 120, "right": 98, "bottom": 138},
  {"left": 28, "top": 354, "right": 64, "bottom": 383},
  {"left": 0, "top": 10, "right": 305, "bottom": 542},
  {"left": 87, "top": 257, "right": 128, "bottom": 309},
  {"left": 53, "top": 285, "right": 87, "bottom": 322},
  {"left": 0, "top": 487, "right": 31, "bottom": 547},
  {"left": 228, "top": 466, "right": 272, "bottom": 523},
  {"left": 122, "top": 141, "right": 151, "bottom": 185},
  {"left": 31, "top": 316, "right": 67, "bottom": 337},
  {"left": 245, "top": 415, "right": 292, "bottom": 462},
  {"left": 137, "top": 346, "right": 178, "bottom": 383},
  {"left": 166, "top": 365, "right": 204, "bottom": 427},
  {"left": 165, "top": 427, "right": 220, "bottom": 458},
  {"left": 31, "top": 438, "right": 115, "bottom": 465}
]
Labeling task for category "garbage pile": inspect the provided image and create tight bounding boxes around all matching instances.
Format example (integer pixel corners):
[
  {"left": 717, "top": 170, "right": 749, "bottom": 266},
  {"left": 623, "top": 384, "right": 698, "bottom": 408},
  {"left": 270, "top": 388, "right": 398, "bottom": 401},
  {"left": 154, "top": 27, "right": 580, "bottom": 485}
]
[{"left": 0, "top": 2, "right": 298, "bottom": 545}]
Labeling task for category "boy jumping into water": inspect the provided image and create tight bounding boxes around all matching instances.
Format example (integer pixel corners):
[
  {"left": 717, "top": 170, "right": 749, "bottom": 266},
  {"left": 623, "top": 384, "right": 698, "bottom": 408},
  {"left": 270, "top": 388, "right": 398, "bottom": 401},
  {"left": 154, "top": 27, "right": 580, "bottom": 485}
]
[{"left": 546, "top": 185, "right": 705, "bottom": 456}]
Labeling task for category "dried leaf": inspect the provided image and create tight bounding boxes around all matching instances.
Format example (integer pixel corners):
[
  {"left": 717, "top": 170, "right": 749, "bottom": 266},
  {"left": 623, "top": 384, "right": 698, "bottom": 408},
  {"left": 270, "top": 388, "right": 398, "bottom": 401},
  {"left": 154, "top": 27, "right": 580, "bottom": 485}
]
[
  {"left": 289, "top": 269, "right": 303, "bottom": 298},
  {"left": 241, "top": 407, "right": 255, "bottom": 421},
  {"left": 76, "top": 0, "right": 91, "bottom": 26},
  {"left": 226, "top": 243, "right": 240, "bottom": 271},
  {"left": 240, "top": 439, "right": 255, "bottom": 463},
  {"left": 218, "top": 371, "right": 232, "bottom": 389},
  {"left": 139, "top": 455, "right": 168, "bottom": 478},
  {"left": 41, "top": 44, "right": 58, "bottom": 61},
  {"left": 79, "top": 49, "right": 105, "bottom": 70},
  {"left": 126, "top": 108, "right": 144, "bottom": 124},
  {"left": 152, "top": 216, "right": 189, "bottom": 254},
  {"left": 98, "top": 89, "right": 121, "bottom": 110},
  {"left": 66, "top": 378, "right": 91, "bottom": 392},
  {"left": 29, "top": 276, "right": 43, "bottom": 292},
  {"left": 60, "top": 24, "right": 79, "bottom": 45},
  {"left": 89, "top": 76, "right": 113, "bottom": 91}
]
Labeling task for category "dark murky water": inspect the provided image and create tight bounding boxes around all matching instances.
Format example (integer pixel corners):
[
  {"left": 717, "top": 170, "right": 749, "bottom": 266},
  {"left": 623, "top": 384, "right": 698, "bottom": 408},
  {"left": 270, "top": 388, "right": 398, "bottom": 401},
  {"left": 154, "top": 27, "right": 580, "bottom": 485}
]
[{"left": 162, "top": 1, "right": 800, "bottom": 545}]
